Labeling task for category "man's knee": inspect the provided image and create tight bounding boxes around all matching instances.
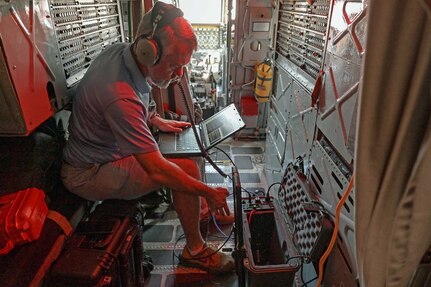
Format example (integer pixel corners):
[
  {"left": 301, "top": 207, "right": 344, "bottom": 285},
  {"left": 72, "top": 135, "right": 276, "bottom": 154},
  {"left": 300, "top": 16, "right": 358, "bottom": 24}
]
[{"left": 169, "top": 157, "right": 201, "bottom": 179}]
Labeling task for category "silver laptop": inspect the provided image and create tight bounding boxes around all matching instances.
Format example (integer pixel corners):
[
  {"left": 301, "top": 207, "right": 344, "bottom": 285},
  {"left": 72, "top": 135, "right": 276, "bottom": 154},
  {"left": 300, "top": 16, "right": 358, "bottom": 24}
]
[{"left": 158, "top": 104, "right": 245, "bottom": 157}]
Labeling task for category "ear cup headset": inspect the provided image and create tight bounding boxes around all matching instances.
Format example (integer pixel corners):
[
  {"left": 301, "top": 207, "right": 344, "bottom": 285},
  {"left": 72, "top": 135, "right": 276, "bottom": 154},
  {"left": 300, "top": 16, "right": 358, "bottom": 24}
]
[{"left": 133, "top": 2, "right": 184, "bottom": 66}]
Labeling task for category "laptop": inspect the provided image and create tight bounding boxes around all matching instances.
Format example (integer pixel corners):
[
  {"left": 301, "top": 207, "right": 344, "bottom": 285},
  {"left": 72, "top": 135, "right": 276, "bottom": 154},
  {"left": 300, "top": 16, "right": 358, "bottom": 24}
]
[{"left": 158, "top": 104, "right": 246, "bottom": 157}]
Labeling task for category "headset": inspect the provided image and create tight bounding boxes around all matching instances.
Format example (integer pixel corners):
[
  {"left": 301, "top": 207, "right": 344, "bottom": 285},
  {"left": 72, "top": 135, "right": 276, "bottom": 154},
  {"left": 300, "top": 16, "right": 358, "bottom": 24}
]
[{"left": 133, "top": 2, "right": 184, "bottom": 66}]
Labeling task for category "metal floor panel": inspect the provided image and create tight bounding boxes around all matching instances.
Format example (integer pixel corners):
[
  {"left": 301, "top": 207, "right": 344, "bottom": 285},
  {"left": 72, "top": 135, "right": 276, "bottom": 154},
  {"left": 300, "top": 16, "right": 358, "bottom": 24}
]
[
  {"left": 215, "top": 144, "right": 231, "bottom": 152},
  {"left": 231, "top": 146, "right": 263, "bottom": 154},
  {"left": 209, "top": 150, "right": 231, "bottom": 161},
  {"left": 144, "top": 274, "right": 163, "bottom": 287},
  {"left": 146, "top": 250, "right": 180, "bottom": 266},
  {"left": 164, "top": 273, "right": 238, "bottom": 287},
  {"left": 142, "top": 225, "right": 175, "bottom": 242},
  {"left": 205, "top": 172, "right": 226, "bottom": 183},
  {"left": 237, "top": 172, "right": 261, "bottom": 183},
  {"left": 142, "top": 140, "right": 267, "bottom": 286},
  {"left": 234, "top": 155, "right": 254, "bottom": 169}
]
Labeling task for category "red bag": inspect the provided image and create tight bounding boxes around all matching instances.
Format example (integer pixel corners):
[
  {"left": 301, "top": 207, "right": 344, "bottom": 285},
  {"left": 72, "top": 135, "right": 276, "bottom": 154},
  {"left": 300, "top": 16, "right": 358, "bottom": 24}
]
[{"left": 0, "top": 188, "right": 48, "bottom": 255}]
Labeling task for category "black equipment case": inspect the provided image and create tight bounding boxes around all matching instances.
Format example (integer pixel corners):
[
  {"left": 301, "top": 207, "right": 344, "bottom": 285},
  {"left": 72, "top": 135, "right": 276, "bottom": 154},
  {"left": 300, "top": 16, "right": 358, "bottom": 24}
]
[
  {"left": 232, "top": 167, "right": 301, "bottom": 287},
  {"left": 48, "top": 200, "right": 152, "bottom": 287},
  {"left": 233, "top": 163, "right": 334, "bottom": 287},
  {"left": 241, "top": 197, "right": 301, "bottom": 287}
]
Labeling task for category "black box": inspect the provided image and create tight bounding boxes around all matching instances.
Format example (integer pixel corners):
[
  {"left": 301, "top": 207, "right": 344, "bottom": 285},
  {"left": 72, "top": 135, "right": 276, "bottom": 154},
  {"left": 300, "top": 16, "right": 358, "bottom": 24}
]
[
  {"left": 48, "top": 200, "right": 149, "bottom": 287},
  {"left": 48, "top": 217, "right": 141, "bottom": 287},
  {"left": 242, "top": 199, "right": 301, "bottom": 287}
]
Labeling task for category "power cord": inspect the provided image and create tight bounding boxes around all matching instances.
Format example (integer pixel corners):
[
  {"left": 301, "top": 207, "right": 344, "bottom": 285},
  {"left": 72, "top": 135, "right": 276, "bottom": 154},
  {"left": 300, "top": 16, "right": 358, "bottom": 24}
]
[
  {"left": 177, "top": 82, "right": 228, "bottom": 178},
  {"left": 210, "top": 213, "right": 229, "bottom": 238},
  {"left": 316, "top": 175, "right": 354, "bottom": 287},
  {"left": 265, "top": 181, "right": 282, "bottom": 199},
  {"left": 172, "top": 233, "right": 186, "bottom": 268},
  {"left": 201, "top": 150, "right": 253, "bottom": 202}
]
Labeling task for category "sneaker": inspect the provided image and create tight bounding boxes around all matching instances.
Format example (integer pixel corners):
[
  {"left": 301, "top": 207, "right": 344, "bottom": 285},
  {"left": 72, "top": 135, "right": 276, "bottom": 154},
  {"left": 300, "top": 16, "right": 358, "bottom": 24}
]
[{"left": 179, "top": 245, "right": 235, "bottom": 275}]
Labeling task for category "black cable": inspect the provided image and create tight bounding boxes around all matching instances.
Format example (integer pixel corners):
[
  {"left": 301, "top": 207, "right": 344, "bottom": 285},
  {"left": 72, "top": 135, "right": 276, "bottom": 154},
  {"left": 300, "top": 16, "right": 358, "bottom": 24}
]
[
  {"left": 311, "top": 200, "right": 326, "bottom": 210},
  {"left": 177, "top": 82, "right": 228, "bottom": 178},
  {"left": 286, "top": 255, "right": 308, "bottom": 265},
  {"left": 214, "top": 146, "right": 236, "bottom": 167},
  {"left": 222, "top": 172, "right": 253, "bottom": 201},
  {"left": 253, "top": 189, "right": 266, "bottom": 196},
  {"left": 266, "top": 181, "right": 282, "bottom": 198},
  {"left": 172, "top": 233, "right": 186, "bottom": 267},
  {"left": 301, "top": 260, "right": 307, "bottom": 286},
  {"left": 283, "top": 255, "right": 315, "bottom": 287},
  {"left": 186, "top": 128, "right": 252, "bottom": 201},
  {"left": 241, "top": 187, "right": 253, "bottom": 202},
  {"left": 172, "top": 224, "right": 210, "bottom": 263},
  {"left": 302, "top": 276, "right": 318, "bottom": 287}
]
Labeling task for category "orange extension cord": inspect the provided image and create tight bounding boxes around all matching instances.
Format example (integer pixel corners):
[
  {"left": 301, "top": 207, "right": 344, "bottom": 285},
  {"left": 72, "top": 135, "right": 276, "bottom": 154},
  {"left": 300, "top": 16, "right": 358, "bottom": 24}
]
[{"left": 316, "top": 175, "right": 354, "bottom": 287}]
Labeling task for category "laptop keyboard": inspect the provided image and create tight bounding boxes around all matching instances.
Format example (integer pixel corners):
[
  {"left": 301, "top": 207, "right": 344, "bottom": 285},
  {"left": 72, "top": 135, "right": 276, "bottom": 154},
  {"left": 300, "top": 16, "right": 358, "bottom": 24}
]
[{"left": 175, "top": 133, "right": 200, "bottom": 151}]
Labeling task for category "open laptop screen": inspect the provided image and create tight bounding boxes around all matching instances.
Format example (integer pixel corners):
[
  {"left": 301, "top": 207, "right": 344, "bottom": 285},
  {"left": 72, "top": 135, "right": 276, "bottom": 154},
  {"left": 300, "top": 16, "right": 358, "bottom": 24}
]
[{"left": 203, "top": 104, "right": 245, "bottom": 146}]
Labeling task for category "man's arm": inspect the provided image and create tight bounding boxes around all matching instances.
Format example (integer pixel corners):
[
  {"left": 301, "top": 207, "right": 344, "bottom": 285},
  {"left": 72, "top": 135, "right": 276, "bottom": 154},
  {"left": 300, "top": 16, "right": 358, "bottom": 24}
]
[{"left": 134, "top": 150, "right": 229, "bottom": 212}]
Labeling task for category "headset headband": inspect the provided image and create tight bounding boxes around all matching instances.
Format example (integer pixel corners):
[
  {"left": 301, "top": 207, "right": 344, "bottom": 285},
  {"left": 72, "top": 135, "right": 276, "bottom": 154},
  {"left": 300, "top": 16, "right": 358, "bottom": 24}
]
[{"left": 150, "top": 2, "right": 184, "bottom": 38}]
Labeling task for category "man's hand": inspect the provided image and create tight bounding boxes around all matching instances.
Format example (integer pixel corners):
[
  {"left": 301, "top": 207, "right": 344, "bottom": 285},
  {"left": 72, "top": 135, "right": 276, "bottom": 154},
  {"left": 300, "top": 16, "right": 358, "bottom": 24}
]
[
  {"left": 151, "top": 116, "right": 191, "bottom": 133},
  {"left": 205, "top": 187, "right": 230, "bottom": 215}
]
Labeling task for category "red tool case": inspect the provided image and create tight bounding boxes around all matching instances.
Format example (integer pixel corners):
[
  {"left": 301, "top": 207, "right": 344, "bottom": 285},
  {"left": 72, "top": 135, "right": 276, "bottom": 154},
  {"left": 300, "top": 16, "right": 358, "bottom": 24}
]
[{"left": 0, "top": 188, "right": 48, "bottom": 255}]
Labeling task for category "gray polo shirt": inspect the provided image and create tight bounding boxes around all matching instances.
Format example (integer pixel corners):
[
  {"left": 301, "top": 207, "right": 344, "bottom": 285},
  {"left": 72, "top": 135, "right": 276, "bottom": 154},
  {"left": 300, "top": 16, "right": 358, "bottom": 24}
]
[{"left": 63, "top": 43, "right": 159, "bottom": 167}]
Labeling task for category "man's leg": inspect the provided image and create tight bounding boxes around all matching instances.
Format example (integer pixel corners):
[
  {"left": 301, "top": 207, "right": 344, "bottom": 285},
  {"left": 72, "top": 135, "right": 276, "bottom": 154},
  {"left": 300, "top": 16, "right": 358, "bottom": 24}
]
[
  {"left": 168, "top": 158, "right": 235, "bottom": 275},
  {"left": 62, "top": 156, "right": 234, "bottom": 273},
  {"left": 63, "top": 155, "right": 206, "bottom": 250},
  {"left": 168, "top": 158, "right": 205, "bottom": 251}
]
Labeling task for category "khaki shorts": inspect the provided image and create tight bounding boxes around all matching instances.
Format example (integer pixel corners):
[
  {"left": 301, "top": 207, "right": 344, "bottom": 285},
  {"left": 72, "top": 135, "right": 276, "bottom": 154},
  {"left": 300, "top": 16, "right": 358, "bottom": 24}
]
[{"left": 61, "top": 156, "right": 154, "bottom": 201}]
